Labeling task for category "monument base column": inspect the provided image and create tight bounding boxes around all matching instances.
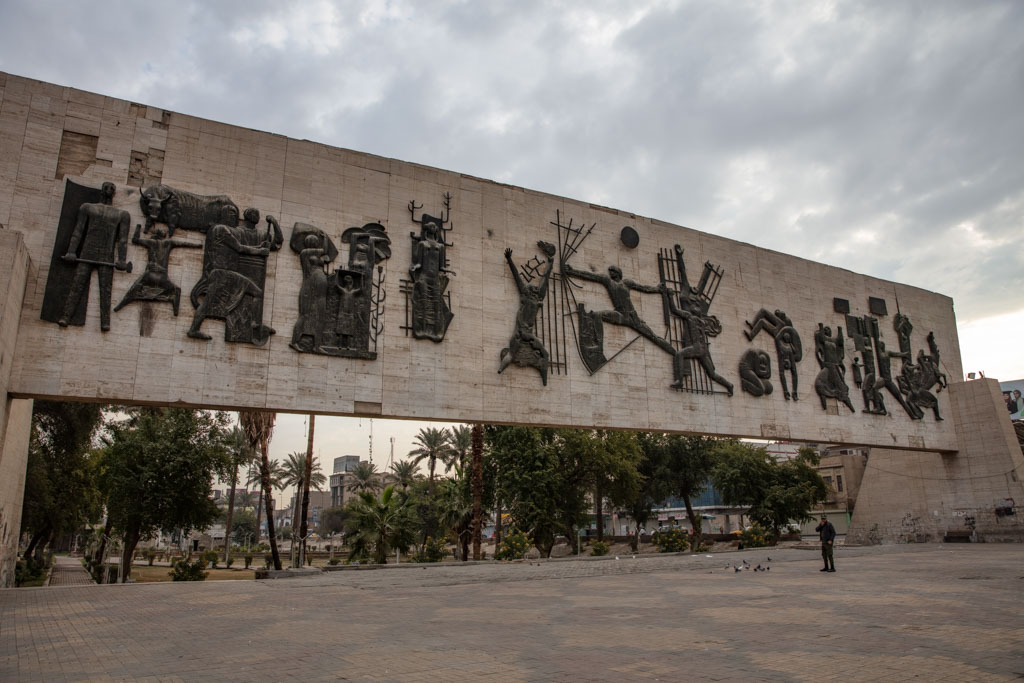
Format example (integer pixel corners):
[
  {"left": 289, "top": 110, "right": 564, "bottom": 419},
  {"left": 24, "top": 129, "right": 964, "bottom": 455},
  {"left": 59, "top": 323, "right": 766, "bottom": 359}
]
[
  {"left": 848, "top": 378, "right": 1024, "bottom": 544},
  {"left": 0, "top": 230, "right": 33, "bottom": 586}
]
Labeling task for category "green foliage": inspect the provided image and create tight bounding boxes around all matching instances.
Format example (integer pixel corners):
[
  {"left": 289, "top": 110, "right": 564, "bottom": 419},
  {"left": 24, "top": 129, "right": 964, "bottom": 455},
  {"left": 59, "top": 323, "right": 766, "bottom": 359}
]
[
  {"left": 494, "top": 528, "right": 532, "bottom": 560},
  {"left": 712, "top": 441, "right": 829, "bottom": 542},
  {"left": 15, "top": 556, "right": 49, "bottom": 587},
  {"left": 21, "top": 401, "right": 106, "bottom": 555},
  {"left": 243, "top": 553, "right": 254, "bottom": 569},
  {"left": 169, "top": 558, "right": 208, "bottom": 581},
  {"left": 263, "top": 553, "right": 274, "bottom": 569},
  {"left": 388, "top": 459, "right": 421, "bottom": 490},
  {"left": 328, "top": 558, "right": 341, "bottom": 566},
  {"left": 144, "top": 548, "right": 156, "bottom": 566},
  {"left": 101, "top": 408, "right": 232, "bottom": 578},
  {"left": 230, "top": 510, "right": 258, "bottom": 546},
  {"left": 653, "top": 528, "right": 690, "bottom": 553},
  {"left": 345, "top": 485, "right": 417, "bottom": 564},
  {"left": 589, "top": 540, "right": 611, "bottom": 556},
  {"left": 317, "top": 507, "right": 348, "bottom": 536},
  {"left": 278, "top": 525, "right": 292, "bottom": 541},
  {"left": 203, "top": 549, "right": 219, "bottom": 569},
  {"left": 225, "top": 555, "right": 234, "bottom": 568},
  {"left": 415, "top": 536, "right": 447, "bottom": 563},
  {"left": 740, "top": 524, "right": 772, "bottom": 548}
]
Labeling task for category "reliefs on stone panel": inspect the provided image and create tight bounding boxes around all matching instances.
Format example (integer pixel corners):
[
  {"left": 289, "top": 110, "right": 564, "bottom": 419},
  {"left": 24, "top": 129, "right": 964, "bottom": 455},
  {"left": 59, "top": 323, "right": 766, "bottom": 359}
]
[
  {"left": 113, "top": 224, "right": 202, "bottom": 317},
  {"left": 813, "top": 323, "right": 855, "bottom": 412},
  {"left": 744, "top": 308, "right": 802, "bottom": 400},
  {"left": 41, "top": 181, "right": 132, "bottom": 332},
  {"left": 402, "top": 195, "right": 454, "bottom": 342},
  {"left": 289, "top": 222, "right": 391, "bottom": 359},
  {"left": 498, "top": 242, "right": 556, "bottom": 385},
  {"left": 896, "top": 322, "right": 948, "bottom": 421},
  {"left": 140, "top": 184, "right": 239, "bottom": 235},
  {"left": 739, "top": 349, "right": 773, "bottom": 397},
  {"left": 187, "top": 208, "right": 283, "bottom": 346},
  {"left": 656, "top": 245, "right": 733, "bottom": 395}
]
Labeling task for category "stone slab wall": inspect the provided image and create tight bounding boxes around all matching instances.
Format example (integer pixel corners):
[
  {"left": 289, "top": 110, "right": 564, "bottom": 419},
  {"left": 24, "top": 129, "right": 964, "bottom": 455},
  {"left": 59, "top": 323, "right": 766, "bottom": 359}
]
[
  {"left": 1, "top": 72, "right": 963, "bottom": 451},
  {"left": 848, "top": 379, "right": 1024, "bottom": 544},
  {"left": 0, "top": 229, "right": 33, "bottom": 586}
]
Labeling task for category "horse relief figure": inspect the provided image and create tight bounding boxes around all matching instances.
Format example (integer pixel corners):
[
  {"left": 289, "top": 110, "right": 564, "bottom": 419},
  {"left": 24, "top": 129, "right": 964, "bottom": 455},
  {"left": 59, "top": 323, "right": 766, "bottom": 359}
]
[{"left": 813, "top": 323, "right": 855, "bottom": 413}]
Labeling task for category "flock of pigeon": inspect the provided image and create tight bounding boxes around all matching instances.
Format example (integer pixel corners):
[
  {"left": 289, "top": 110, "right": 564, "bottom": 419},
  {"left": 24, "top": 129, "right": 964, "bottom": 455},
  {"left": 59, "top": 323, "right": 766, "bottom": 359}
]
[{"left": 723, "top": 558, "right": 771, "bottom": 573}]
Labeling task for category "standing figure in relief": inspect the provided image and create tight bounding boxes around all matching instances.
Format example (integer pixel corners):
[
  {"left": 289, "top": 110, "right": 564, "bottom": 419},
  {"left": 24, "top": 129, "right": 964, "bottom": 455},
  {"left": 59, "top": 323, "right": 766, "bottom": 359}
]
[
  {"left": 114, "top": 224, "right": 202, "bottom": 316},
  {"left": 290, "top": 233, "right": 330, "bottom": 352},
  {"left": 813, "top": 324, "right": 856, "bottom": 412},
  {"left": 660, "top": 284, "right": 733, "bottom": 395},
  {"left": 408, "top": 197, "right": 455, "bottom": 342},
  {"left": 498, "top": 242, "right": 556, "bottom": 385},
  {"left": 58, "top": 182, "right": 131, "bottom": 331}
]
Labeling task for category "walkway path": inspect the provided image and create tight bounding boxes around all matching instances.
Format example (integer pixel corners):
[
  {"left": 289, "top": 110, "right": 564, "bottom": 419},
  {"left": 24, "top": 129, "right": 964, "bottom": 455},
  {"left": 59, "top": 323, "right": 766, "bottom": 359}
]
[
  {"left": 46, "top": 555, "right": 94, "bottom": 587},
  {"left": 3, "top": 544, "right": 1023, "bottom": 681}
]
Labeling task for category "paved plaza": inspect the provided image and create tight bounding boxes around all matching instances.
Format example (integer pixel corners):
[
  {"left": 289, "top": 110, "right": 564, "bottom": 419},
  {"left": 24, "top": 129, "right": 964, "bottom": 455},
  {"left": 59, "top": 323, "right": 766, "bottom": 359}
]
[{"left": 2, "top": 543, "right": 1022, "bottom": 681}]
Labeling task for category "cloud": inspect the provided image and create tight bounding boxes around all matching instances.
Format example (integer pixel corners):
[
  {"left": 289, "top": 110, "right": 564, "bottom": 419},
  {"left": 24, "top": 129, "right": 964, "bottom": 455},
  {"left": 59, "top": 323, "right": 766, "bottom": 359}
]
[{"left": 1, "top": 0, "right": 1021, "bottom": 380}]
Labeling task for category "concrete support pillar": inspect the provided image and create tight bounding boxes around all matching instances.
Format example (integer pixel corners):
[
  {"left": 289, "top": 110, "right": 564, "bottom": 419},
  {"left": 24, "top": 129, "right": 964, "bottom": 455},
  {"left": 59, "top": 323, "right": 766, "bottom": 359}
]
[
  {"left": 0, "top": 230, "right": 33, "bottom": 586},
  {"left": 848, "top": 379, "right": 1024, "bottom": 544}
]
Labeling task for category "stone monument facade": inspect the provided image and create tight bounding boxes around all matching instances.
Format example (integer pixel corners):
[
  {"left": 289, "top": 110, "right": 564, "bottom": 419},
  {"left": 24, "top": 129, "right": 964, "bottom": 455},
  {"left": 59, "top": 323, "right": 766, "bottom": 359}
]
[{"left": 0, "top": 72, "right": 1019, "bottom": 584}]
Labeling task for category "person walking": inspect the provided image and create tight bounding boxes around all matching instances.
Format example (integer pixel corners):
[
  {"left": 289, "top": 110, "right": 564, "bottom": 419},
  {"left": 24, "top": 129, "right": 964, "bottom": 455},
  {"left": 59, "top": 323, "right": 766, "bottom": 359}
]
[{"left": 815, "top": 513, "right": 836, "bottom": 572}]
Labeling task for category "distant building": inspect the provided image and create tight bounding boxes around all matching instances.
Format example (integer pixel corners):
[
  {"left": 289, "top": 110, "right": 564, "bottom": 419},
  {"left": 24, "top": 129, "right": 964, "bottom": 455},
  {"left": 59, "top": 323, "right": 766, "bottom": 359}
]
[{"left": 329, "top": 455, "right": 369, "bottom": 508}]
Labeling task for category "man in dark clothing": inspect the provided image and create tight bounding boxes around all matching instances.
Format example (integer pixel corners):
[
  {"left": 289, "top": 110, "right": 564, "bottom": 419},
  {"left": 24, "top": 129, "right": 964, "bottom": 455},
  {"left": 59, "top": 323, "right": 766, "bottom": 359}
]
[{"left": 815, "top": 514, "right": 836, "bottom": 572}]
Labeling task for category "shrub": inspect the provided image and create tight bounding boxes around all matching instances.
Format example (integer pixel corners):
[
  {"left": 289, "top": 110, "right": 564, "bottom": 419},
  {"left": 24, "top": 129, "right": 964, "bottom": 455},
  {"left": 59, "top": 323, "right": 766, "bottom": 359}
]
[
  {"left": 590, "top": 540, "right": 611, "bottom": 557},
  {"left": 143, "top": 549, "right": 156, "bottom": 566},
  {"left": 203, "top": 550, "right": 219, "bottom": 569},
  {"left": 740, "top": 524, "right": 771, "bottom": 548},
  {"left": 495, "top": 529, "right": 532, "bottom": 560},
  {"left": 243, "top": 553, "right": 254, "bottom": 569},
  {"left": 328, "top": 558, "right": 340, "bottom": 566},
  {"left": 225, "top": 555, "right": 234, "bottom": 569},
  {"left": 263, "top": 553, "right": 274, "bottom": 569},
  {"left": 169, "top": 558, "right": 208, "bottom": 581},
  {"left": 652, "top": 528, "right": 689, "bottom": 553},
  {"left": 413, "top": 536, "right": 446, "bottom": 563}
]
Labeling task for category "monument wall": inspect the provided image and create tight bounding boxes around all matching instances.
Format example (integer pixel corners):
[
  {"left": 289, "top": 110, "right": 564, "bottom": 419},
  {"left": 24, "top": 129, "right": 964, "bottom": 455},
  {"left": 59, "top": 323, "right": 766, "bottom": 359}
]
[{"left": 0, "top": 72, "right": 962, "bottom": 452}]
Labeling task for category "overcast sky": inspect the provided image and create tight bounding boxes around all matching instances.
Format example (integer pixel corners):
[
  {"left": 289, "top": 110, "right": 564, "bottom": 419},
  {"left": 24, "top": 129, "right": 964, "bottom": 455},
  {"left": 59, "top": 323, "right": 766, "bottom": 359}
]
[{"left": 2, "top": 1, "right": 1021, "bottom": 492}]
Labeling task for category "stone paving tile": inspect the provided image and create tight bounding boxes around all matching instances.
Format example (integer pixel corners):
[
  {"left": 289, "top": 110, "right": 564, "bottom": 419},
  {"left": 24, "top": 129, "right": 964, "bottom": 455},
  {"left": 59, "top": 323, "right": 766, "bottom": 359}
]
[
  {"left": 1, "top": 544, "right": 1023, "bottom": 681},
  {"left": 47, "top": 555, "right": 94, "bottom": 587}
]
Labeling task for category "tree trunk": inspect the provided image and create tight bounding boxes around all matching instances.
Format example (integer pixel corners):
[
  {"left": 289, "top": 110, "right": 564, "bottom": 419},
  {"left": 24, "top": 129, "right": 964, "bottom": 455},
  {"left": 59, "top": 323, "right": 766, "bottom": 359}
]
[
  {"left": 94, "top": 519, "right": 112, "bottom": 568},
  {"left": 24, "top": 525, "right": 49, "bottom": 560},
  {"left": 595, "top": 482, "right": 604, "bottom": 542},
  {"left": 260, "top": 440, "right": 282, "bottom": 570},
  {"left": 120, "top": 527, "right": 141, "bottom": 583},
  {"left": 682, "top": 494, "right": 703, "bottom": 552},
  {"left": 471, "top": 423, "right": 483, "bottom": 561},
  {"left": 254, "top": 486, "right": 264, "bottom": 546},
  {"left": 494, "top": 493, "right": 502, "bottom": 551},
  {"left": 299, "top": 414, "right": 315, "bottom": 569},
  {"left": 223, "top": 465, "right": 238, "bottom": 564},
  {"left": 290, "top": 491, "right": 301, "bottom": 567}
]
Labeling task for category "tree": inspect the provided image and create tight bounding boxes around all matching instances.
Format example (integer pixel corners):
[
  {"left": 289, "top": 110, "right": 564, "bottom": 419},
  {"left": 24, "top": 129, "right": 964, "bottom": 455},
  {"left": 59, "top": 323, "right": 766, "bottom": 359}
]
[
  {"left": 409, "top": 426, "right": 455, "bottom": 499},
  {"left": 298, "top": 414, "right": 316, "bottom": 568},
  {"left": 317, "top": 506, "right": 348, "bottom": 537},
  {"left": 246, "top": 454, "right": 282, "bottom": 544},
  {"left": 664, "top": 434, "right": 720, "bottom": 551},
  {"left": 712, "top": 442, "right": 829, "bottom": 543},
  {"left": 280, "top": 450, "right": 325, "bottom": 567},
  {"left": 220, "top": 425, "right": 256, "bottom": 563},
  {"left": 627, "top": 433, "right": 674, "bottom": 550},
  {"left": 101, "top": 408, "right": 231, "bottom": 582},
  {"left": 585, "top": 430, "right": 642, "bottom": 543},
  {"left": 20, "top": 401, "right": 106, "bottom": 561},
  {"left": 437, "top": 469, "right": 473, "bottom": 561},
  {"left": 389, "top": 459, "right": 420, "bottom": 490},
  {"left": 239, "top": 410, "right": 282, "bottom": 570},
  {"left": 449, "top": 424, "right": 473, "bottom": 471},
  {"left": 470, "top": 423, "right": 484, "bottom": 560},
  {"left": 346, "top": 461, "right": 381, "bottom": 494},
  {"left": 345, "top": 485, "right": 417, "bottom": 564},
  {"left": 230, "top": 510, "right": 258, "bottom": 547},
  {"left": 487, "top": 425, "right": 567, "bottom": 557}
]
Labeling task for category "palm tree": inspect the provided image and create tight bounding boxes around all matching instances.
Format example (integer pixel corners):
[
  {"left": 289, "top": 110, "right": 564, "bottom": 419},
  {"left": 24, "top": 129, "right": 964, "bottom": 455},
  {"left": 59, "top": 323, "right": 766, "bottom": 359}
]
[
  {"left": 470, "top": 423, "right": 484, "bottom": 560},
  {"left": 280, "top": 451, "right": 326, "bottom": 566},
  {"left": 222, "top": 426, "right": 256, "bottom": 564},
  {"left": 246, "top": 458, "right": 282, "bottom": 544},
  {"left": 408, "top": 427, "right": 455, "bottom": 500},
  {"left": 239, "top": 410, "right": 282, "bottom": 570},
  {"left": 346, "top": 461, "right": 380, "bottom": 494},
  {"left": 437, "top": 473, "right": 472, "bottom": 561},
  {"left": 389, "top": 459, "right": 420, "bottom": 490},
  {"left": 235, "top": 490, "right": 257, "bottom": 512},
  {"left": 345, "top": 485, "right": 417, "bottom": 564},
  {"left": 449, "top": 424, "right": 473, "bottom": 471}
]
